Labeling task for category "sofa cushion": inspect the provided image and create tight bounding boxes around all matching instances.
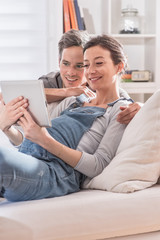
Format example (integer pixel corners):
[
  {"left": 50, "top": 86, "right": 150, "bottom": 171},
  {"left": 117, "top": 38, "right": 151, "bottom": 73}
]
[
  {"left": 1, "top": 186, "right": 160, "bottom": 240},
  {"left": 83, "top": 89, "right": 160, "bottom": 193}
]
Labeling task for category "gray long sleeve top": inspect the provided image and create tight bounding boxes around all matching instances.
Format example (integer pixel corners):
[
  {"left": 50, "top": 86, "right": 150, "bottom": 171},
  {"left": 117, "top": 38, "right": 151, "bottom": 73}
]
[{"left": 48, "top": 96, "right": 132, "bottom": 178}]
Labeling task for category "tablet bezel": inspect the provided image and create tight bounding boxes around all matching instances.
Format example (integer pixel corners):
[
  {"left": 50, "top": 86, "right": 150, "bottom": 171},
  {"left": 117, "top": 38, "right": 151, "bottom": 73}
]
[{"left": 0, "top": 80, "right": 51, "bottom": 127}]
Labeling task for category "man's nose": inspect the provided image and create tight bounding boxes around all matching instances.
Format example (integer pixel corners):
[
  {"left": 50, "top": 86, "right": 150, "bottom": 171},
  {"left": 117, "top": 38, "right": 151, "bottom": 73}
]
[{"left": 67, "top": 66, "right": 77, "bottom": 76}]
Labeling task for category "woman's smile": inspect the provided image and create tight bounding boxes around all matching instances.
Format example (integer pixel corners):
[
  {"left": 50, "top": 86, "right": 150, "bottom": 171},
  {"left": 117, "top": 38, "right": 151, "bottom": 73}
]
[{"left": 89, "top": 76, "right": 102, "bottom": 83}]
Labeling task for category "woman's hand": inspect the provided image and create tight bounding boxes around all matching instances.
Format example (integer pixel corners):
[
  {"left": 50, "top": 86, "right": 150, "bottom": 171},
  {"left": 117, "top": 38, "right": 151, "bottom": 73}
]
[
  {"left": 17, "top": 107, "right": 49, "bottom": 145},
  {"left": 0, "top": 96, "right": 28, "bottom": 131}
]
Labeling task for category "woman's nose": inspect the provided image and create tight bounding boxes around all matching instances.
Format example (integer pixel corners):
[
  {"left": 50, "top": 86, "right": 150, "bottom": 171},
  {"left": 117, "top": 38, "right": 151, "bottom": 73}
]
[{"left": 87, "top": 64, "right": 96, "bottom": 74}]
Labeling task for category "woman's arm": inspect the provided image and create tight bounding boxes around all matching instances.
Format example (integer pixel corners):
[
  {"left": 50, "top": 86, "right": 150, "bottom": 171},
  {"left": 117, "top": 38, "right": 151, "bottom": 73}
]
[
  {"left": 0, "top": 96, "right": 28, "bottom": 145},
  {"left": 17, "top": 107, "right": 82, "bottom": 166},
  {"left": 74, "top": 100, "right": 131, "bottom": 178},
  {"left": 39, "top": 132, "right": 82, "bottom": 167},
  {"left": 17, "top": 100, "right": 128, "bottom": 173},
  {"left": 3, "top": 126, "right": 24, "bottom": 146}
]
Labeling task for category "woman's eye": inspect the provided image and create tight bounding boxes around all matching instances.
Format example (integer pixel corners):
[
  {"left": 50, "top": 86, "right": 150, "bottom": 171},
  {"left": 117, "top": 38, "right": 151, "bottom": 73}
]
[
  {"left": 83, "top": 64, "right": 89, "bottom": 68},
  {"left": 96, "top": 62, "right": 103, "bottom": 65}
]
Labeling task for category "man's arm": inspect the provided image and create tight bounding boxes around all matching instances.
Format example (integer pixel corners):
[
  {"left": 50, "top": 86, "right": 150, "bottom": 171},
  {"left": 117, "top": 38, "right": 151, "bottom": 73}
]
[
  {"left": 118, "top": 88, "right": 143, "bottom": 124},
  {"left": 117, "top": 102, "right": 143, "bottom": 124},
  {"left": 45, "top": 86, "right": 96, "bottom": 103}
]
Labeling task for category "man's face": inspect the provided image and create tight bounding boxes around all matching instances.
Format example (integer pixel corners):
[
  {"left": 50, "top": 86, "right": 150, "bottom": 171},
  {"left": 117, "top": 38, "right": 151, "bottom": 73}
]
[{"left": 59, "top": 46, "right": 85, "bottom": 88}]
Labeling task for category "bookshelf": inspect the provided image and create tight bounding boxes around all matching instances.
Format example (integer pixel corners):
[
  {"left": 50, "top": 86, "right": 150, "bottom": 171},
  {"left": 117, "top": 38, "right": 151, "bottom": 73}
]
[{"left": 49, "top": 0, "right": 160, "bottom": 102}]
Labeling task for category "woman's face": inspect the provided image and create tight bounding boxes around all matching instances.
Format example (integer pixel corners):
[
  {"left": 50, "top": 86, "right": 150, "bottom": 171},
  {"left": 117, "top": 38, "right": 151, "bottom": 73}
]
[
  {"left": 59, "top": 46, "right": 85, "bottom": 88},
  {"left": 83, "top": 46, "right": 121, "bottom": 91}
]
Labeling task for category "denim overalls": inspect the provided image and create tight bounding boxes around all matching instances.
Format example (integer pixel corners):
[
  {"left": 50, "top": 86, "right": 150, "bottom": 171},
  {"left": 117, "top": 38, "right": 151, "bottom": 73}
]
[{"left": 0, "top": 97, "right": 106, "bottom": 201}]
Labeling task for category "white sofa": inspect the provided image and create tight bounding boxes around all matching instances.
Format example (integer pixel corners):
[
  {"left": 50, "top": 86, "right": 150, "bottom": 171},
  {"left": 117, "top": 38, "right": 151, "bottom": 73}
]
[
  {"left": 1, "top": 89, "right": 160, "bottom": 240},
  {"left": 1, "top": 185, "right": 160, "bottom": 240}
]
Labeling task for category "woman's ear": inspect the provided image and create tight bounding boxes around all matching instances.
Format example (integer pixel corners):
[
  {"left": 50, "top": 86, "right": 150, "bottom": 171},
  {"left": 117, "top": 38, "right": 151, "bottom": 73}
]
[{"left": 117, "top": 62, "right": 124, "bottom": 74}]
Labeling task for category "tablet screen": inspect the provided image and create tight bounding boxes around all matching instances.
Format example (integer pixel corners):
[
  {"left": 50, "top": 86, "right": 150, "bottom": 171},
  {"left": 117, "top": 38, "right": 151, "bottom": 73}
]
[{"left": 0, "top": 80, "right": 51, "bottom": 127}]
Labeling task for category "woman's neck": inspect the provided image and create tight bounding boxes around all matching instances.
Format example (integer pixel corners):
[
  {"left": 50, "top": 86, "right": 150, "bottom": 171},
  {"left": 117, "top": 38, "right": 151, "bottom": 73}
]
[
  {"left": 83, "top": 88, "right": 119, "bottom": 109},
  {"left": 92, "top": 87, "right": 119, "bottom": 105}
]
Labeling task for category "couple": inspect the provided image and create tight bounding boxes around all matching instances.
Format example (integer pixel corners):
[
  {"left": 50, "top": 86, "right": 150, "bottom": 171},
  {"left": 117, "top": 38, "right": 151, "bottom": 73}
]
[
  {"left": 40, "top": 29, "right": 140, "bottom": 122},
  {"left": 0, "top": 34, "right": 136, "bottom": 202}
]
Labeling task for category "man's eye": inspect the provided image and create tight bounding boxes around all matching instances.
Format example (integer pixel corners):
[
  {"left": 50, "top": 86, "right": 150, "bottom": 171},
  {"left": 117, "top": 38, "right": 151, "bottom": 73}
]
[
  {"left": 76, "top": 64, "right": 84, "bottom": 69},
  {"left": 63, "top": 62, "right": 70, "bottom": 66}
]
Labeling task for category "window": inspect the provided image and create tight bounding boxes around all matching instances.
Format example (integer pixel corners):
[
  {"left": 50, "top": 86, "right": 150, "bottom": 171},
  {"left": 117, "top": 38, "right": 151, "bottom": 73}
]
[{"left": 0, "top": 0, "right": 48, "bottom": 81}]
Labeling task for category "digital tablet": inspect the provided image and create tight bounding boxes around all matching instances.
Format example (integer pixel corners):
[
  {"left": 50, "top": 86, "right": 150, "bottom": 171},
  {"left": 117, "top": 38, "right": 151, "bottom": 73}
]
[{"left": 0, "top": 80, "right": 51, "bottom": 127}]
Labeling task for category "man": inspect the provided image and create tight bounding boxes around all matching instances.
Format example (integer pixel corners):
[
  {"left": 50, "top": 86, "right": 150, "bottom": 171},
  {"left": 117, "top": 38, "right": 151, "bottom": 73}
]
[{"left": 39, "top": 29, "right": 94, "bottom": 103}]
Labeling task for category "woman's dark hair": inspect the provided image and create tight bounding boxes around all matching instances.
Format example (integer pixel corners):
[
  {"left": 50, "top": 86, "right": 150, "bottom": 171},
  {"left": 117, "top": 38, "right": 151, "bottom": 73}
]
[
  {"left": 83, "top": 34, "right": 127, "bottom": 73},
  {"left": 58, "top": 29, "right": 90, "bottom": 60}
]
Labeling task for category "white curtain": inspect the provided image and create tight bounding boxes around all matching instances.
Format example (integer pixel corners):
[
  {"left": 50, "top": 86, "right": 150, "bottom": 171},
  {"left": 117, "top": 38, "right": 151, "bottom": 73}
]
[{"left": 0, "top": 0, "right": 48, "bottom": 81}]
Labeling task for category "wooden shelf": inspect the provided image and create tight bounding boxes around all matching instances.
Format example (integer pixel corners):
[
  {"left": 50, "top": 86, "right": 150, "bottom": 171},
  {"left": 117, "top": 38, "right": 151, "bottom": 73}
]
[
  {"left": 112, "top": 34, "right": 156, "bottom": 39},
  {"left": 120, "top": 82, "right": 157, "bottom": 94}
]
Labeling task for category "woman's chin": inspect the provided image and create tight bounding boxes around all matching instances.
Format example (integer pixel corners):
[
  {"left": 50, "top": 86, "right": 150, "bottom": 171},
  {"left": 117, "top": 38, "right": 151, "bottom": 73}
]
[{"left": 89, "top": 85, "right": 98, "bottom": 91}]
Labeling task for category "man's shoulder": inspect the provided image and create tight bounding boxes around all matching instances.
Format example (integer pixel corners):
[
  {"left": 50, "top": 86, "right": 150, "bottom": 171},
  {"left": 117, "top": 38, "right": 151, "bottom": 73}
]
[
  {"left": 39, "top": 71, "right": 60, "bottom": 80},
  {"left": 44, "top": 71, "right": 60, "bottom": 78},
  {"left": 39, "top": 71, "right": 63, "bottom": 88}
]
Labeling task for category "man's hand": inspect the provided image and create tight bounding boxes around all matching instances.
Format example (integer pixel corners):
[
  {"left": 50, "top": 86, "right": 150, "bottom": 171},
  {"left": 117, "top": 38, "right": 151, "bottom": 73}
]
[
  {"left": 117, "top": 102, "right": 142, "bottom": 124},
  {"left": 67, "top": 86, "right": 96, "bottom": 99}
]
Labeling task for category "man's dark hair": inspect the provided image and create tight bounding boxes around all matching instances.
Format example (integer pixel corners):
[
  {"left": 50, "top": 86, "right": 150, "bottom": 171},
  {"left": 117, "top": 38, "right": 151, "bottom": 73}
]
[{"left": 58, "top": 29, "right": 90, "bottom": 59}]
